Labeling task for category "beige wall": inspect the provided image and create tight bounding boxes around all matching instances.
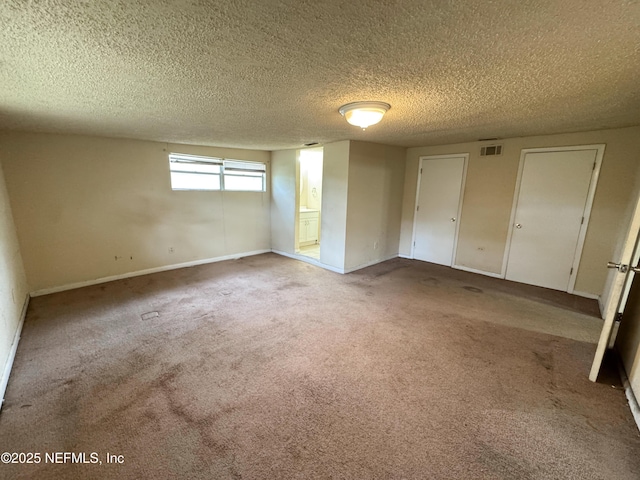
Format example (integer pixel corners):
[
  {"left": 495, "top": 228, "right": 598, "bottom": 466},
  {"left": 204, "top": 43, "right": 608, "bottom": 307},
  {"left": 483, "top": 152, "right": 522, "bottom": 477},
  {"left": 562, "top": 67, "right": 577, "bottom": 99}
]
[
  {"left": 345, "top": 141, "right": 406, "bottom": 271},
  {"left": 272, "top": 141, "right": 405, "bottom": 272},
  {"left": 270, "top": 149, "right": 298, "bottom": 254},
  {"left": 400, "top": 126, "right": 640, "bottom": 296},
  {"left": 0, "top": 161, "right": 28, "bottom": 387},
  {"left": 320, "top": 141, "right": 350, "bottom": 271},
  {"left": 0, "top": 132, "right": 271, "bottom": 292},
  {"left": 5, "top": 126, "right": 637, "bottom": 295}
]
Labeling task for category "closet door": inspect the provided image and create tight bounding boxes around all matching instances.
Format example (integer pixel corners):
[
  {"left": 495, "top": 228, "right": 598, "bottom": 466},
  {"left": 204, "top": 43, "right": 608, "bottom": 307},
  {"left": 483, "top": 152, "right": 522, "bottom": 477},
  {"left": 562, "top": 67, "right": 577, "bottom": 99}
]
[
  {"left": 505, "top": 148, "right": 600, "bottom": 291},
  {"left": 412, "top": 155, "right": 467, "bottom": 266}
]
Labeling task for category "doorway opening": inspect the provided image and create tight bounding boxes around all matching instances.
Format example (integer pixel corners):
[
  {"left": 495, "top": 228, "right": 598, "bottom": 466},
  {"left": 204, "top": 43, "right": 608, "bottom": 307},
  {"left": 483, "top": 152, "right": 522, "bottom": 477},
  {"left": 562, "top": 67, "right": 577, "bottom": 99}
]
[{"left": 297, "top": 147, "right": 323, "bottom": 260}]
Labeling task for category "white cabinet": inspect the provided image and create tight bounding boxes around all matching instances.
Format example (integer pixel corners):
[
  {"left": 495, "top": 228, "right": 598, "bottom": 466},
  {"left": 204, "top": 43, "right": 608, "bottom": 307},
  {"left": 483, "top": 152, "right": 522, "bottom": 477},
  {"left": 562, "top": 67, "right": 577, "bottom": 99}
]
[{"left": 299, "top": 210, "right": 319, "bottom": 245}]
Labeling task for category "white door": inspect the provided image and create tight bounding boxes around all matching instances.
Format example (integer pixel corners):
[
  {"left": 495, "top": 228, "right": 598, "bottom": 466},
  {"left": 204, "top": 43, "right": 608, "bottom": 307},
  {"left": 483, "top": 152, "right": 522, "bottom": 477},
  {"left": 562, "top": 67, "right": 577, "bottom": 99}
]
[
  {"left": 413, "top": 155, "right": 467, "bottom": 266},
  {"left": 590, "top": 191, "right": 640, "bottom": 381},
  {"left": 505, "top": 149, "right": 599, "bottom": 291}
]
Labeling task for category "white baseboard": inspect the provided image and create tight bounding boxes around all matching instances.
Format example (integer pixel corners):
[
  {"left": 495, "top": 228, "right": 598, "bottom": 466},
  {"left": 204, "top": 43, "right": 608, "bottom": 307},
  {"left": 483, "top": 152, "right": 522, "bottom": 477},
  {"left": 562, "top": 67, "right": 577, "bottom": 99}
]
[
  {"left": 1, "top": 294, "right": 29, "bottom": 410},
  {"left": 271, "top": 249, "right": 345, "bottom": 274},
  {"left": 616, "top": 354, "right": 640, "bottom": 434},
  {"left": 453, "top": 264, "right": 503, "bottom": 278},
  {"left": 271, "top": 250, "right": 401, "bottom": 275},
  {"left": 343, "top": 254, "right": 400, "bottom": 274},
  {"left": 398, "top": 254, "right": 412, "bottom": 259},
  {"left": 571, "top": 290, "right": 600, "bottom": 301},
  {"left": 452, "top": 265, "right": 601, "bottom": 301},
  {"left": 30, "top": 249, "right": 272, "bottom": 297}
]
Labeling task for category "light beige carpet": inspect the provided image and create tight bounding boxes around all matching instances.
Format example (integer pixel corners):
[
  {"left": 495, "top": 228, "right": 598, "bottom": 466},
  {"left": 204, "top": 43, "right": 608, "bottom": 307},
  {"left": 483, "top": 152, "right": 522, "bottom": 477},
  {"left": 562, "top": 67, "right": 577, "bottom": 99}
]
[{"left": 1, "top": 253, "right": 638, "bottom": 479}]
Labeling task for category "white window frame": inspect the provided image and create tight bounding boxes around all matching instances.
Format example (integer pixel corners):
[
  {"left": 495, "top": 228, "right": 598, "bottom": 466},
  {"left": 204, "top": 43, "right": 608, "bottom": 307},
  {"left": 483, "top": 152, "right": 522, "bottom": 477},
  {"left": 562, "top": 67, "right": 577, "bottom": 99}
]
[{"left": 169, "top": 153, "right": 266, "bottom": 192}]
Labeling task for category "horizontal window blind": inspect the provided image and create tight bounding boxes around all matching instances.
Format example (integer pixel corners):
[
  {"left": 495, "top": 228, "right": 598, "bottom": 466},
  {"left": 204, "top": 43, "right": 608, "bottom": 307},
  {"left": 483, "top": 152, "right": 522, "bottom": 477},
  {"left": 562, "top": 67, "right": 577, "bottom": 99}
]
[{"left": 169, "top": 154, "right": 266, "bottom": 192}]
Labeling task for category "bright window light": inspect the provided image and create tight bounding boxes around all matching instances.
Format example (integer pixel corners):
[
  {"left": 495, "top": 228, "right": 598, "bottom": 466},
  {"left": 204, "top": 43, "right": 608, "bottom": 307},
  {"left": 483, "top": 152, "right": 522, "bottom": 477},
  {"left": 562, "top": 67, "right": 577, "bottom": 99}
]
[{"left": 169, "top": 154, "right": 266, "bottom": 192}]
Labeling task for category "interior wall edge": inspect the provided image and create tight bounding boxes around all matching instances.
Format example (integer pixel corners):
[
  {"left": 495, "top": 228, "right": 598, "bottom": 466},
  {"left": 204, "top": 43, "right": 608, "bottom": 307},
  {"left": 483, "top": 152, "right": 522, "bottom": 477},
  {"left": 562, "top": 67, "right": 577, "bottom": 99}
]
[
  {"left": 271, "top": 250, "right": 345, "bottom": 274},
  {"left": 343, "top": 254, "right": 399, "bottom": 274},
  {"left": 616, "top": 354, "right": 640, "bottom": 433},
  {"left": 598, "top": 296, "right": 606, "bottom": 318},
  {"left": 270, "top": 149, "right": 298, "bottom": 255},
  {"left": 571, "top": 290, "right": 600, "bottom": 301},
  {"left": 0, "top": 293, "right": 29, "bottom": 410},
  {"left": 271, "top": 250, "right": 400, "bottom": 275},
  {"left": 343, "top": 141, "right": 405, "bottom": 271}
]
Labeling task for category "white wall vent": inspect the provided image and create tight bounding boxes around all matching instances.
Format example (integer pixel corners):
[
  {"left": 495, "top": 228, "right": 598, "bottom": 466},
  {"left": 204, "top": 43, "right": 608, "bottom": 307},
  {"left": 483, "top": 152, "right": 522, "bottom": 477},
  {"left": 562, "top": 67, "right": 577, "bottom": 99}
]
[{"left": 480, "top": 145, "right": 503, "bottom": 156}]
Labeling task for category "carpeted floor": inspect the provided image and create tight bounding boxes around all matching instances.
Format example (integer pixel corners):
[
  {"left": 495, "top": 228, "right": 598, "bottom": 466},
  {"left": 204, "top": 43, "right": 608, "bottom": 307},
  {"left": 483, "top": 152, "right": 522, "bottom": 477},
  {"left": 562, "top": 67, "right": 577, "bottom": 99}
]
[{"left": 1, "top": 253, "right": 639, "bottom": 479}]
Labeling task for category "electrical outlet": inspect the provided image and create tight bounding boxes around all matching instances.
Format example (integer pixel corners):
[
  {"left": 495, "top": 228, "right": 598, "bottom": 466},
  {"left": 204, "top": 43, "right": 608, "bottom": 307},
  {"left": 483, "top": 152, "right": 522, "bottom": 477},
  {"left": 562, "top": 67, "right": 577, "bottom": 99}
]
[{"left": 168, "top": 247, "right": 175, "bottom": 254}]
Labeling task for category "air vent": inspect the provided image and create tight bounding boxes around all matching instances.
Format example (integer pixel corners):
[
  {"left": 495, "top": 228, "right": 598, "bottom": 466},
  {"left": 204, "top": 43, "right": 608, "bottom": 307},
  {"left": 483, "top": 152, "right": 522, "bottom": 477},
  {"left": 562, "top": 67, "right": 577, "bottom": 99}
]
[{"left": 480, "top": 145, "right": 503, "bottom": 156}]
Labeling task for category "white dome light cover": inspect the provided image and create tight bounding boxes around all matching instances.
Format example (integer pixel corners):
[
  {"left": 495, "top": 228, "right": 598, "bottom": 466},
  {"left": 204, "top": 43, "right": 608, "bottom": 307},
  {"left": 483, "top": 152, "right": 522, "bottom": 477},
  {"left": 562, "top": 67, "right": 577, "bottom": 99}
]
[{"left": 339, "top": 101, "right": 391, "bottom": 129}]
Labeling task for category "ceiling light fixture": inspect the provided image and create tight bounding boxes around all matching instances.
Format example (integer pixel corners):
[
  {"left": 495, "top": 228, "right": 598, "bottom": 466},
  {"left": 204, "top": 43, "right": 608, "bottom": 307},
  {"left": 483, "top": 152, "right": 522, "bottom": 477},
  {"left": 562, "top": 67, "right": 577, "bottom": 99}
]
[{"left": 339, "top": 101, "right": 391, "bottom": 129}]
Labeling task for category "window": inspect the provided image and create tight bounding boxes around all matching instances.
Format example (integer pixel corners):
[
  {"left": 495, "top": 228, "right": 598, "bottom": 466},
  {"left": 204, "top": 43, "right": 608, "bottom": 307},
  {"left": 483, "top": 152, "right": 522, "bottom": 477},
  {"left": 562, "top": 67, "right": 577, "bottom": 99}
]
[
  {"left": 169, "top": 154, "right": 266, "bottom": 192},
  {"left": 169, "top": 154, "right": 221, "bottom": 191},
  {"left": 223, "top": 160, "right": 266, "bottom": 191}
]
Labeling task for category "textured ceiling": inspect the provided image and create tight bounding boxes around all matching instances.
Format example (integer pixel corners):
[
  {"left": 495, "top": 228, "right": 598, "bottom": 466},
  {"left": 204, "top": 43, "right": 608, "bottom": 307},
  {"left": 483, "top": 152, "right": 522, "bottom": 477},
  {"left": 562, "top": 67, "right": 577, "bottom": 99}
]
[{"left": 1, "top": 0, "right": 639, "bottom": 150}]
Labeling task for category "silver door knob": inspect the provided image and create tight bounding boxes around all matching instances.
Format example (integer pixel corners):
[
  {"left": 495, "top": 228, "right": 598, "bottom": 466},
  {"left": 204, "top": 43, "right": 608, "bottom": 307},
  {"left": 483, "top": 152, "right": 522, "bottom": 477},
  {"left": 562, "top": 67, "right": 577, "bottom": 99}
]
[
  {"left": 632, "top": 265, "right": 640, "bottom": 273},
  {"left": 607, "top": 261, "right": 629, "bottom": 273},
  {"left": 450, "top": 218, "right": 456, "bottom": 222},
  {"left": 515, "top": 224, "right": 522, "bottom": 229}
]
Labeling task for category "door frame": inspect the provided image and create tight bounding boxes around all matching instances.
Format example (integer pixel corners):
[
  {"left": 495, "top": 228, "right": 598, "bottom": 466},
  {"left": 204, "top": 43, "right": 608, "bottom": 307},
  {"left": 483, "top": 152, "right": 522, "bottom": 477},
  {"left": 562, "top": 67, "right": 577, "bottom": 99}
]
[
  {"left": 590, "top": 189, "right": 640, "bottom": 381},
  {"left": 411, "top": 153, "right": 469, "bottom": 264},
  {"left": 501, "top": 145, "right": 605, "bottom": 293}
]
